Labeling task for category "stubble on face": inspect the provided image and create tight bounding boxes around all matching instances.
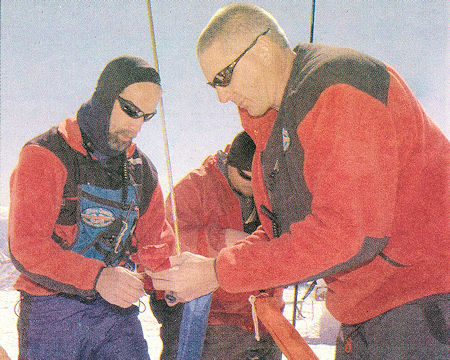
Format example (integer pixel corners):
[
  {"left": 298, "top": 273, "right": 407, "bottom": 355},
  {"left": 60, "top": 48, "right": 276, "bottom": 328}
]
[
  {"left": 107, "top": 82, "right": 161, "bottom": 152},
  {"left": 107, "top": 130, "right": 134, "bottom": 152}
]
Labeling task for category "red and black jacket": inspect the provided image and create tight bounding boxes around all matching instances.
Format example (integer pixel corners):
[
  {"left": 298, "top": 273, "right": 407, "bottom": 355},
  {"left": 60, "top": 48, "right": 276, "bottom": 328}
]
[
  {"left": 215, "top": 43, "right": 450, "bottom": 324},
  {"left": 9, "top": 118, "right": 174, "bottom": 297}
]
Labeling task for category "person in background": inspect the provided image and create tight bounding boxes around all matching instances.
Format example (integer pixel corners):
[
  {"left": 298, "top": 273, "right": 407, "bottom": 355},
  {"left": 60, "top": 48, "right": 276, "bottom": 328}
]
[
  {"left": 149, "top": 4, "right": 450, "bottom": 359},
  {"left": 9, "top": 55, "right": 175, "bottom": 360},
  {"left": 150, "top": 131, "right": 282, "bottom": 359}
]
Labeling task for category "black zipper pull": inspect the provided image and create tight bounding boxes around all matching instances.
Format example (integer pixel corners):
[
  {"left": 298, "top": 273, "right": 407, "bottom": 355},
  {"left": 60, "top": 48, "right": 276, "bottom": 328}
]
[
  {"left": 259, "top": 204, "right": 281, "bottom": 238},
  {"left": 121, "top": 155, "right": 128, "bottom": 205}
]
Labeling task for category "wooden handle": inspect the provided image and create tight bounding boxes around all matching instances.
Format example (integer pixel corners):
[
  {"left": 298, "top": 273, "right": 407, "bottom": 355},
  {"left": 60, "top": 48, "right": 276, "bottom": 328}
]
[
  {"left": 0, "top": 346, "right": 11, "bottom": 360},
  {"left": 254, "top": 295, "right": 319, "bottom": 360}
]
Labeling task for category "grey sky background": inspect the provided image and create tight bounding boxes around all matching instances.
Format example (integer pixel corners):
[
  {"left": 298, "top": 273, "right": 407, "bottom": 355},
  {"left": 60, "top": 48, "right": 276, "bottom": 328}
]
[{"left": 1, "top": 1, "right": 448, "bottom": 206}]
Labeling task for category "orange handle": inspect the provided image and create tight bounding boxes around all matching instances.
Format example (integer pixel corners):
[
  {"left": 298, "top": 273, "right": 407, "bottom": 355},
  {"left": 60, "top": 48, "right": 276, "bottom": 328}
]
[
  {"left": 0, "top": 346, "right": 10, "bottom": 360},
  {"left": 254, "top": 295, "right": 319, "bottom": 360}
]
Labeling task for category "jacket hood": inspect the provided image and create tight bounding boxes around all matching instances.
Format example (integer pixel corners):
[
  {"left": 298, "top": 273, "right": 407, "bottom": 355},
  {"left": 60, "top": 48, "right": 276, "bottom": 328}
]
[{"left": 76, "top": 55, "right": 160, "bottom": 160}]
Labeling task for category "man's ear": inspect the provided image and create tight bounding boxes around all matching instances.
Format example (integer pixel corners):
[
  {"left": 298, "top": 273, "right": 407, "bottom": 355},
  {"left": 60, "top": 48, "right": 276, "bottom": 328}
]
[{"left": 254, "top": 34, "right": 275, "bottom": 66}]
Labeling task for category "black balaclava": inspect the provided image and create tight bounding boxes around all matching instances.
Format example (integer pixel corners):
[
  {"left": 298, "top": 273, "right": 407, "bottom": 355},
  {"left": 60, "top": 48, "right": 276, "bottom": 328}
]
[
  {"left": 77, "top": 55, "right": 160, "bottom": 162},
  {"left": 227, "top": 131, "right": 256, "bottom": 172}
]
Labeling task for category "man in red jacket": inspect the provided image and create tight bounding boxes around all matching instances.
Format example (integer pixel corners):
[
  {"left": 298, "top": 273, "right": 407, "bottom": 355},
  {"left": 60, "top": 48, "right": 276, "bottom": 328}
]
[
  {"left": 149, "top": 4, "right": 449, "bottom": 359},
  {"left": 9, "top": 56, "right": 175, "bottom": 360},
  {"left": 150, "top": 131, "right": 282, "bottom": 359}
]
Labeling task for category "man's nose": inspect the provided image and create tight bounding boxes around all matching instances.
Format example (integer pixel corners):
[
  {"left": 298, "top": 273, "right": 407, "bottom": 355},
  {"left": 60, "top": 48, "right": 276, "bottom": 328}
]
[
  {"left": 216, "top": 86, "right": 231, "bottom": 103},
  {"left": 128, "top": 118, "right": 144, "bottom": 134}
]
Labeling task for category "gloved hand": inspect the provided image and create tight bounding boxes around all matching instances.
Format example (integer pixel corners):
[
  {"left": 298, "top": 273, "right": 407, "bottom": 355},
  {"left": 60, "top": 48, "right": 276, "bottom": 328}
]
[
  {"left": 146, "top": 252, "right": 219, "bottom": 306},
  {"left": 95, "top": 266, "right": 145, "bottom": 308}
]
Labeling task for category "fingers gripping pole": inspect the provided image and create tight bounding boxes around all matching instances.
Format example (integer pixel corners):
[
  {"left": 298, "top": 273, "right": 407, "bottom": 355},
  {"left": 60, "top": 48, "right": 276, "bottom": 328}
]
[{"left": 146, "top": 0, "right": 181, "bottom": 255}]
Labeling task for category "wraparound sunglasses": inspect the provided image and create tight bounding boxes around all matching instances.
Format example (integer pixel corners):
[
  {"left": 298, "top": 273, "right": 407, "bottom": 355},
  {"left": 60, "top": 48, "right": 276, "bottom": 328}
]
[
  {"left": 117, "top": 95, "right": 157, "bottom": 122},
  {"left": 207, "top": 29, "right": 270, "bottom": 88},
  {"left": 238, "top": 168, "right": 252, "bottom": 181}
]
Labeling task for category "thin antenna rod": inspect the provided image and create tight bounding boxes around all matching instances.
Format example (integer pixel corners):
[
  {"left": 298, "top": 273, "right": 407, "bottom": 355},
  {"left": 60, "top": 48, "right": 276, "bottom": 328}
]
[
  {"left": 146, "top": 0, "right": 181, "bottom": 255},
  {"left": 293, "top": 0, "right": 316, "bottom": 328},
  {"left": 309, "top": 0, "right": 316, "bottom": 43}
]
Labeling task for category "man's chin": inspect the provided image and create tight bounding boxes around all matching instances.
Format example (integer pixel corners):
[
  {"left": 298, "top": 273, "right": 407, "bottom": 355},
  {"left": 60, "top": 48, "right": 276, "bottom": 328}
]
[
  {"left": 248, "top": 108, "right": 271, "bottom": 118},
  {"left": 244, "top": 104, "right": 271, "bottom": 118},
  {"left": 108, "top": 140, "right": 131, "bottom": 152}
]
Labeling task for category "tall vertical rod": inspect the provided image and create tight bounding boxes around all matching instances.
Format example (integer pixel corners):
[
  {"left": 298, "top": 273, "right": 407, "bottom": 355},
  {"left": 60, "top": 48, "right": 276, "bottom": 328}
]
[
  {"left": 293, "top": 0, "right": 316, "bottom": 328},
  {"left": 146, "top": 0, "right": 181, "bottom": 255},
  {"left": 309, "top": 0, "right": 316, "bottom": 43}
]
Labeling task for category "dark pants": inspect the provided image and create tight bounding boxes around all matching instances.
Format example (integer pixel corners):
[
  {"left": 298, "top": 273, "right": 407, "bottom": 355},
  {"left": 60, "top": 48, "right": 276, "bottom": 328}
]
[
  {"left": 149, "top": 293, "right": 281, "bottom": 360},
  {"left": 149, "top": 292, "right": 184, "bottom": 360},
  {"left": 201, "top": 324, "right": 282, "bottom": 360},
  {"left": 335, "top": 293, "right": 449, "bottom": 360},
  {"left": 18, "top": 293, "right": 150, "bottom": 360}
]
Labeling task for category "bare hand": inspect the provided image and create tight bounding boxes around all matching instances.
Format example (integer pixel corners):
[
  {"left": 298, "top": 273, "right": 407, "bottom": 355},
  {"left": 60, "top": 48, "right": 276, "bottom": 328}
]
[
  {"left": 95, "top": 267, "right": 145, "bottom": 308},
  {"left": 146, "top": 252, "right": 219, "bottom": 305},
  {"left": 224, "top": 228, "right": 248, "bottom": 247}
]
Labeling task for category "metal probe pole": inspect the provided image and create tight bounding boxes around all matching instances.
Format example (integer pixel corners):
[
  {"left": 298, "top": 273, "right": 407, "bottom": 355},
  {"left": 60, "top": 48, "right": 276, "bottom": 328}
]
[
  {"left": 293, "top": 0, "right": 316, "bottom": 328},
  {"left": 146, "top": 0, "right": 181, "bottom": 255}
]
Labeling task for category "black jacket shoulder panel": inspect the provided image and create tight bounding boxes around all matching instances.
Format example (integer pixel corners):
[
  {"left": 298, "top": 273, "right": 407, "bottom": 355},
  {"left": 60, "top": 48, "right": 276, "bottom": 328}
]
[
  {"left": 283, "top": 43, "right": 390, "bottom": 129},
  {"left": 27, "top": 127, "right": 158, "bottom": 223},
  {"left": 129, "top": 147, "right": 158, "bottom": 215}
]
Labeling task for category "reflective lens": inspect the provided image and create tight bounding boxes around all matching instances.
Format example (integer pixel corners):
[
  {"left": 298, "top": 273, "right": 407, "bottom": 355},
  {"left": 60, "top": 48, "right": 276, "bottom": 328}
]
[
  {"left": 207, "top": 29, "right": 270, "bottom": 88},
  {"left": 237, "top": 168, "right": 252, "bottom": 181},
  {"left": 117, "top": 96, "right": 156, "bottom": 122}
]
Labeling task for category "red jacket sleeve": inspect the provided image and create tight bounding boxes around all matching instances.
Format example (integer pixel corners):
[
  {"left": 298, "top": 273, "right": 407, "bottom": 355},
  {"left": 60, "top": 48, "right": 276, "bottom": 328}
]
[
  {"left": 216, "top": 84, "right": 399, "bottom": 292},
  {"left": 135, "top": 183, "right": 176, "bottom": 271},
  {"left": 9, "top": 145, "right": 105, "bottom": 297},
  {"left": 165, "top": 169, "right": 229, "bottom": 257}
]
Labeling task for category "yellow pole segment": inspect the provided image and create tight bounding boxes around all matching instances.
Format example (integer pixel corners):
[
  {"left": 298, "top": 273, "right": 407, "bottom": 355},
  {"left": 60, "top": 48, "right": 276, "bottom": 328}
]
[{"left": 146, "top": 0, "right": 181, "bottom": 255}]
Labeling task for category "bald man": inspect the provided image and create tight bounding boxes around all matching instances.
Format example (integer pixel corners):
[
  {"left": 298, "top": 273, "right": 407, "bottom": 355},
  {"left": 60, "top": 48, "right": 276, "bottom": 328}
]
[{"left": 149, "top": 4, "right": 449, "bottom": 360}]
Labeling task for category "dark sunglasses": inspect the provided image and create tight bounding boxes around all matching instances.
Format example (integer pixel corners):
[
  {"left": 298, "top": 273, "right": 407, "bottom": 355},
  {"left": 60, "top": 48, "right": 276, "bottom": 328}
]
[
  {"left": 117, "top": 96, "right": 157, "bottom": 122},
  {"left": 207, "top": 28, "right": 270, "bottom": 88},
  {"left": 237, "top": 168, "right": 252, "bottom": 181}
]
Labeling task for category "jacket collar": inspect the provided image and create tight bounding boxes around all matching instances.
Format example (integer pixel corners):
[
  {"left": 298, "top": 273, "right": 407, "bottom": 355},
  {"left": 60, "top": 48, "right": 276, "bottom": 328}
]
[{"left": 238, "top": 107, "right": 278, "bottom": 151}]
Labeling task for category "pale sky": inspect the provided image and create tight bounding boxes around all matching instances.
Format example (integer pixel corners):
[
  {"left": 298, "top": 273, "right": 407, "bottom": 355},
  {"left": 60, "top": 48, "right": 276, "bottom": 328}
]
[{"left": 1, "top": 1, "right": 448, "bottom": 206}]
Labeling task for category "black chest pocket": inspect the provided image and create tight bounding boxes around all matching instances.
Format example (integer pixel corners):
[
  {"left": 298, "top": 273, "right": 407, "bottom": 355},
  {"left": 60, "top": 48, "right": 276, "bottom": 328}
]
[{"left": 261, "top": 123, "right": 312, "bottom": 237}]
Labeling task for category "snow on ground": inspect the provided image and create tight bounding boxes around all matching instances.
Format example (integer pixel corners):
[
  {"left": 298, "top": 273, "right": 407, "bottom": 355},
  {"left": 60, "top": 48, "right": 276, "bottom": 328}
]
[{"left": 0, "top": 289, "right": 336, "bottom": 359}]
